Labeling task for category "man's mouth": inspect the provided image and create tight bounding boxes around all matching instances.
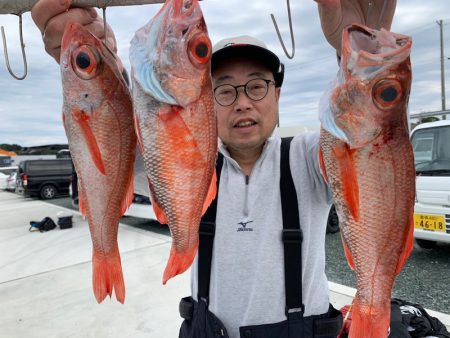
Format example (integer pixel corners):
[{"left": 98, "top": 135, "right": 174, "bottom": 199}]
[{"left": 234, "top": 120, "right": 257, "bottom": 128}]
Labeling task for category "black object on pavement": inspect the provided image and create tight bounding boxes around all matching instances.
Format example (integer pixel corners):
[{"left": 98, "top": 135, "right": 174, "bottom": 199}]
[{"left": 29, "top": 217, "right": 57, "bottom": 232}]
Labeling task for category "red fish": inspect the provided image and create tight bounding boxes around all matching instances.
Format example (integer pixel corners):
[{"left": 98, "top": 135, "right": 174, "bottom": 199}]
[
  {"left": 61, "top": 23, "right": 136, "bottom": 303},
  {"left": 319, "top": 24, "right": 415, "bottom": 338},
  {"left": 130, "top": 0, "right": 217, "bottom": 284}
]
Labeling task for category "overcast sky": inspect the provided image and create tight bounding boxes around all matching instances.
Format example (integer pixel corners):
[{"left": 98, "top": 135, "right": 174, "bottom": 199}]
[{"left": 0, "top": 0, "right": 449, "bottom": 146}]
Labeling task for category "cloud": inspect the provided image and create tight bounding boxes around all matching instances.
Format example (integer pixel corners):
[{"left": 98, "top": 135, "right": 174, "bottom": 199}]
[{"left": 0, "top": 0, "right": 449, "bottom": 146}]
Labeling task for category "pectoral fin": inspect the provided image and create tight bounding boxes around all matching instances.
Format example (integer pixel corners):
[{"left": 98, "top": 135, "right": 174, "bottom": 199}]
[
  {"left": 332, "top": 143, "right": 359, "bottom": 221},
  {"left": 72, "top": 109, "right": 106, "bottom": 175}
]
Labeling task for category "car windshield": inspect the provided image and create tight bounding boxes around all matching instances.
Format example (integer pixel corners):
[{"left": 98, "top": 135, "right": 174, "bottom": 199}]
[{"left": 412, "top": 125, "right": 450, "bottom": 175}]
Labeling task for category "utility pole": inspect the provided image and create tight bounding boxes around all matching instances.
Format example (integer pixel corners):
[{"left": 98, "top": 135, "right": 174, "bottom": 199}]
[{"left": 437, "top": 20, "right": 446, "bottom": 119}]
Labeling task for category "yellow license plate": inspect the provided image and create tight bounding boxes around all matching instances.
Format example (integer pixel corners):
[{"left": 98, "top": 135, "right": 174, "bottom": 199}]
[{"left": 414, "top": 214, "right": 446, "bottom": 232}]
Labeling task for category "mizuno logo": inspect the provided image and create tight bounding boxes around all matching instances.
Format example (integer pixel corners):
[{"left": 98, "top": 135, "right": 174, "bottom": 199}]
[
  {"left": 237, "top": 220, "right": 254, "bottom": 232},
  {"left": 238, "top": 220, "right": 253, "bottom": 228}
]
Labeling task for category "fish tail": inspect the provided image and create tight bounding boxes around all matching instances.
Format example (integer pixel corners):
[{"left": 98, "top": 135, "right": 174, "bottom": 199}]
[
  {"left": 349, "top": 302, "right": 390, "bottom": 338},
  {"left": 162, "top": 245, "right": 198, "bottom": 285},
  {"left": 92, "top": 248, "right": 125, "bottom": 304}
]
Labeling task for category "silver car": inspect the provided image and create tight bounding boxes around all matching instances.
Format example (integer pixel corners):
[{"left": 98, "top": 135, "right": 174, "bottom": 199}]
[{"left": 5, "top": 172, "right": 17, "bottom": 191}]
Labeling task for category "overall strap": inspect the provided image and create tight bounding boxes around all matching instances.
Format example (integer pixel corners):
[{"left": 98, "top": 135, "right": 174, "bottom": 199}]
[
  {"left": 280, "top": 137, "right": 305, "bottom": 316},
  {"left": 197, "top": 152, "right": 224, "bottom": 302}
]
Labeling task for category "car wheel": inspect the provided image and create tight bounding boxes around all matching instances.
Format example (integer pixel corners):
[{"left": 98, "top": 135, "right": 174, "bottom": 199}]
[
  {"left": 415, "top": 239, "right": 437, "bottom": 249},
  {"left": 40, "top": 185, "right": 57, "bottom": 200},
  {"left": 326, "top": 205, "right": 340, "bottom": 234}
]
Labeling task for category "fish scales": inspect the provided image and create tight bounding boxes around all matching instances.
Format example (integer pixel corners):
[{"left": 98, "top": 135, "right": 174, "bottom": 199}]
[
  {"left": 130, "top": 0, "right": 217, "bottom": 284},
  {"left": 61, "top": 23, "right": 136, "bottom": 304},
  {"left": 319, "top": 24, "right": 415, "bottom": 338}
]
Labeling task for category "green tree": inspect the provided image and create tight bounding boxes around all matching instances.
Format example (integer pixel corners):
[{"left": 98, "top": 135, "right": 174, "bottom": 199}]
[{"left": 420, "top": 116, "right": 440, "bottom": 123}]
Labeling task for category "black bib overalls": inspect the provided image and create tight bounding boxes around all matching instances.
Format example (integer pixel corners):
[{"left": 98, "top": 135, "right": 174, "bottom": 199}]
[{"left": 178, "top": 138, "right": 343, "bottom": 338}]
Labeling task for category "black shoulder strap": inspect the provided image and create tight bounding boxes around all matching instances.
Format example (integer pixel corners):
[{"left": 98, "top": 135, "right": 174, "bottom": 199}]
[
  {"left": 280, "top": 137, "right": 304, "bottom": 315},
  {"left": 197, "top": 140, "right": 304, "bottom": 314},
  {"left": 197, "top": 152, "right": 223, "bottom": 302}
]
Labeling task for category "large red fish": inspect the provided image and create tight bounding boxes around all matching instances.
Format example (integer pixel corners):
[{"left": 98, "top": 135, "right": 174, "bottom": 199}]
[
  {"left": 319, "top": 24, "right": 415, "bottom": 338},
  {"left": 130, "top": 0, "right": 217, "bottom": 284},
  {"left": 61, "top": 23, "right": 136, "bottom": 303}
]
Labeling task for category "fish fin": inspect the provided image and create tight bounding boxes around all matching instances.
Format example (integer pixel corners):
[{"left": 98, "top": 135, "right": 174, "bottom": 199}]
[
  {"left": 120, "top": 174, "right": 135, "bottom": 217},
  {"left": 78, "top": 186, "right": 87, "bottom": 219},
  {"left": 341, "top": 233, "right": 355, "bottom": 270},
  {"left": 72, "top": 109, "right": 106, "bottom": 175},
  {"left": 152, "top": 197, "right": 168, "bottom": 225},
  {"left": 332, "top": 143, "right": 359, "bottom": 221},
  {"left": 350, "top": 301, "right": 390, "bottom": 338},
  {"left": 318, "top": 146, "right": 329, "bottom": 184},
  {"left": 92, "top": 247, "right": 125, "bottom": 304},
  {"left": 201, "top": 169, "right": 217, "bottom": 216},
  {"left": 395, "top": 215, "right": 414, "bottom": 275},
  {"left": 162, "top": 244, "right": 198, "bottom": 285}
]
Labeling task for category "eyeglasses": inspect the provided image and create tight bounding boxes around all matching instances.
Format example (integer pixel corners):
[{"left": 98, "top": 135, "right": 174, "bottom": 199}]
[{"left": 214, "top": 78, "right": 276, "bottom": 107}]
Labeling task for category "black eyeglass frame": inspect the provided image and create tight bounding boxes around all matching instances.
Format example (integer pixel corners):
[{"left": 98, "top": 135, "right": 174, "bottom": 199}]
[{"left": 213, "top": 78, "right": 276, "bottom": 107}]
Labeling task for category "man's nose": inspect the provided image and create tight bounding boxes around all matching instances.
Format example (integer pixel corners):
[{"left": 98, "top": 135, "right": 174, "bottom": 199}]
[{"left": 234, "top": 87, "right": 252, "bottom": 112}]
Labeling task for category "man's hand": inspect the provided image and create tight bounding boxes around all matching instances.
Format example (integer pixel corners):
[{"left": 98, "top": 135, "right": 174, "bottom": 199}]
[
  {"left": 315, "top": 0, "right": 397, "bottom": 55},
  {"left": 31, "top": 0, "right": 117, "bottom": 63}
]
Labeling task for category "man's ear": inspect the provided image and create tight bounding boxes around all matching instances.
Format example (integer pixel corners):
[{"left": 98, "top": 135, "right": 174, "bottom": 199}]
[{"left": 275, "top": 87, "right": 281, "bottom": 103}]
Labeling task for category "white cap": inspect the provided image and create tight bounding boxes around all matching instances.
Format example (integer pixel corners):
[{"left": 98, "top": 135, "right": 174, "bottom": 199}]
[{"left": 212, "top": 35, "right": 284, "bottom": 87}]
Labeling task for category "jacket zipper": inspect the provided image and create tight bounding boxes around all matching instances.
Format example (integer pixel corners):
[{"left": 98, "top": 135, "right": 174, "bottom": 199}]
[{"left": 243, "top": 175, "right": 250, "bottom": 217}]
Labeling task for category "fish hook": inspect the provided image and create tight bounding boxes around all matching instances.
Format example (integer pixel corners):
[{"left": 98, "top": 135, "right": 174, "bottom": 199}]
[
  {"left": 375, "top": 0, "right": 389, "bottom": 30},
  {"left": 102, "top": 7, "right": 108, "bottom": 46},
  {"left": 271, "top": 0, "right": 295, "bottom": 59},
  {"left": 1, "top": 14, "right": 27, "bottom": 80},
  {"left": 367, "top": 0, "right": 389, "bottom": 31}
]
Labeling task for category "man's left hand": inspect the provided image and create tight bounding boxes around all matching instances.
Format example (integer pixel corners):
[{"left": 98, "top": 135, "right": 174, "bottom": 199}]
[{"left": 315, "top": 0, "right": 397, "bottom": 55}]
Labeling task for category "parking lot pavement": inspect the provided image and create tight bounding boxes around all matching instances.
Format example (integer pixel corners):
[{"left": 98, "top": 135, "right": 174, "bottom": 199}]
[
  {"left": 0, "top": 190, "right": 448, "bottom": 337},
  {"left": 0, "top": 191, "right": 190, "bottom": 338}
]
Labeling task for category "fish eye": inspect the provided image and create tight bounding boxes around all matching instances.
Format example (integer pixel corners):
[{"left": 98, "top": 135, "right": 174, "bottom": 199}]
[
  {"left": 380, "top": 87, "right": 398, "bottom": 102},
  {"left": 71, "top": 45, "right": 102, "bottom": 80},
  {"left": 195, "top": 43, "right": 208, "bottom": 58},
  {"left": 76, "top": 52, "right": 91, "bottom": 69},
  {"left": 188, "top": 35, "right": 211, "bottom": 65},
  {"left": 372, "top": 79, "right": 403, "bottom": 110}
]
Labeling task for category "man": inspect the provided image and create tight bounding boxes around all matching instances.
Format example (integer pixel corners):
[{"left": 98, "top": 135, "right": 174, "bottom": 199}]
[{"left": 31, "top": 1, "right": 397, "bottom": 337}]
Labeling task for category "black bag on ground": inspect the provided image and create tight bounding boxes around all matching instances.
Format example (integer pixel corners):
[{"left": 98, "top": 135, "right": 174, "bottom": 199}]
[
  {"left": 29, "top": 217, "right": 56, "bottom": 232},
  {"left": 391, "top": 298, "right": 450, "bottom": 338}
]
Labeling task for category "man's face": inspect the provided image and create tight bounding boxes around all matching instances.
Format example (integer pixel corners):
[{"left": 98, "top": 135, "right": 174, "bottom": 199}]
[{"left": 212, "top": 57, "right": 281, "bottom": 154}]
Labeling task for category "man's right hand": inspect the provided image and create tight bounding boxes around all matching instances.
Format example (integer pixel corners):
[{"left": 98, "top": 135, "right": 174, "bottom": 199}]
[{"left": 31, "top": 0, "right": 117, "bottom": 64}]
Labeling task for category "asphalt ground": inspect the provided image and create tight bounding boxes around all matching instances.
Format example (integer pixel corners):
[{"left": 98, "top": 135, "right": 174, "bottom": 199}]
[{"left": 46, "top": 196, "right": 450, "bottom": 314}]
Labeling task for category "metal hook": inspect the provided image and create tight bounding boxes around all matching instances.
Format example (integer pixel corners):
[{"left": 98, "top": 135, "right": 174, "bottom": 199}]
[
  {"left": 375, "top": 0, "right": 389, "bottom": 30},
  {"left": 271, "top": 0, "right": 295, "bottom": 59},
  {"left": 1, "top": 14, "right": 27, "bottom": 80},
  {"left": 102, "top": 7, "right": 108, "bottom": 46}
]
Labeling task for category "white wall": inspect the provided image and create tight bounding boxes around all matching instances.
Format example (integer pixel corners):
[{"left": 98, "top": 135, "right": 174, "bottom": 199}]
[{"left": 11, "top": 155, "right": 56, "bottom": 166}]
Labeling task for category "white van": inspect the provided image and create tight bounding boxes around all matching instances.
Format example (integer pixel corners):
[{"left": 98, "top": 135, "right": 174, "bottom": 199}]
[{"left": 411, "top": 120, "right": 450, "bottom": 248}]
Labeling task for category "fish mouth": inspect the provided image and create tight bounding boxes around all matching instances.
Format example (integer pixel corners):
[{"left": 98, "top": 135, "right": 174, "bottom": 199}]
[{"left": 342, "top": 24, "right": 411, "bottom": 62}]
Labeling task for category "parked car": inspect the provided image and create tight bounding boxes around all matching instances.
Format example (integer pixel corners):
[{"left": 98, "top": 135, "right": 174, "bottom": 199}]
[
  {"left": 0, "top": 166, "right": 18, "bottom": 190},
  {"left": 5, "top": 172, "right": 17, "bottom": 192},
  {"left": 411, "top": 120, "right": 450, "bottom": 248},
  {"left": 17, "top": 159, "right": 73, "bottom": 199}
]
